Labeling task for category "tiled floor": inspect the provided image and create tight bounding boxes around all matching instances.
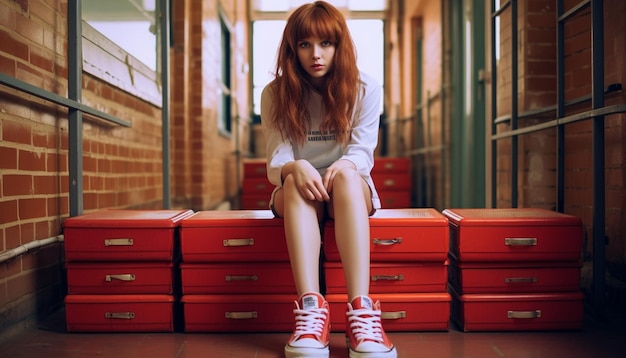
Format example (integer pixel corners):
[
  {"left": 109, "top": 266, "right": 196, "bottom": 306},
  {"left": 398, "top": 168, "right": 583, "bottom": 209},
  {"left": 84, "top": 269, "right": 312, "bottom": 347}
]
[{"left": 1, "top": 306, "right": 625, "bottom": 358}]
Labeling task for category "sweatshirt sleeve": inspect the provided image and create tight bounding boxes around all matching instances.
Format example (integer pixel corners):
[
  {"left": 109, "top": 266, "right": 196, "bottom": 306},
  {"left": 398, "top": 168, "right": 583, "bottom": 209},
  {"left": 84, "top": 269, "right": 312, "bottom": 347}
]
[
  {"left": 340, "top": 74, "right": 381, "bottom": 177},
  {"left": 260, "top": 85, "right": 294, "bottom": 187}
]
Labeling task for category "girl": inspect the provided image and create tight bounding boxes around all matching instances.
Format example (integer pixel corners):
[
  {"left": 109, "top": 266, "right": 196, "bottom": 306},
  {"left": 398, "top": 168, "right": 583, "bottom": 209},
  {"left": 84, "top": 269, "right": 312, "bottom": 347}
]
[{"left": 261, "top": 2, "right": 397, "bottom": 358}]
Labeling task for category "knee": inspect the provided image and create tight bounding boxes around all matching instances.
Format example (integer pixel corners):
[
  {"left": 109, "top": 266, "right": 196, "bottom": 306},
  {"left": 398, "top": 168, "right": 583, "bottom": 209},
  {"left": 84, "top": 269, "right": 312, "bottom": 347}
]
[{"left": 331, "top": 167, "right": 361, "bottom": 188}]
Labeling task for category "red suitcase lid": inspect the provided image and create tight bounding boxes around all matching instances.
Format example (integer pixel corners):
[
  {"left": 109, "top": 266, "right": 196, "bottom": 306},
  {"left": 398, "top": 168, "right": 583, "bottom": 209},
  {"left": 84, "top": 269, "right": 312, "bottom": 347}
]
[
  {"left": 455, "top": 291, "right": 584, "bottom": 302},
  {"left": 368, "top": 208, "right": 449, "bottom": 226},
  {"left": 63, "top": 209, "right": 195, "bottom": 229},
  {"left": 442, "top": 208, "right": 582, "bottom": 227},
  {"left": 64, "top": 294, "right": 175, "bottom": 303},
  {"left": 181, "top": 210, "right": 282, "bottom": 227}
]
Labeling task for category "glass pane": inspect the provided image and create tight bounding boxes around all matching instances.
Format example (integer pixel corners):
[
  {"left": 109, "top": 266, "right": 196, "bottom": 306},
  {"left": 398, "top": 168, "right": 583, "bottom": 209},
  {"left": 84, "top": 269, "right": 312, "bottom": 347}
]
[{"left": 82, "top": 0, "right": 157, "bottom": 71}]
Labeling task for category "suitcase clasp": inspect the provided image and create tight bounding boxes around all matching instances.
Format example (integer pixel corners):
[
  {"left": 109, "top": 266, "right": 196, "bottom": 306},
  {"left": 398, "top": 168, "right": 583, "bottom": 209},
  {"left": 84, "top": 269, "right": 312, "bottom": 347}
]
[
  {"left": 223, "top": 238, "right": 255, "bottom": 247},
  {"left": 504, "top": 277, "right": 537, "bottom": 284},
  {"left": 225, "top": 275, "right": 258, "bottom": 281},
  {"left": 382, "top": 311, "right": 406, "bottom": 320},
  {"left": 372, "top": 238, "right": 403, "bottom": 246},
  {"left": 507, "top": 310, "right": 541, "bottom": 319},
  {"left": 371, "top": 274, "right": 404, "bottom": 282},
  {"left": 225, "top": 311, "right": 258, "bottom": 319},
  {"left": 105, "top": 312, "right": 136, "bottom": 320},
  {"left": 504, "top": 238, "right": 537, "bottom": 246},
  {"left": 106, "top": 274, "right": 136, "bottom": 282},
  {"left": 104, "top": 238, "right": 134, "bottom": 246}
]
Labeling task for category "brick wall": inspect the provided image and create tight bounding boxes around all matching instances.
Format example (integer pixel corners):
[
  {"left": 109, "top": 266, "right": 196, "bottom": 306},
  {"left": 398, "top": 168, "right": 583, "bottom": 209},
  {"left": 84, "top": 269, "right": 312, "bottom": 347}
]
[
  {"left": 170, "top": 0, "right": 250, "bottom": 211},
  {"left": 0, "top": 0, "right": 251, "bottom": 336}
]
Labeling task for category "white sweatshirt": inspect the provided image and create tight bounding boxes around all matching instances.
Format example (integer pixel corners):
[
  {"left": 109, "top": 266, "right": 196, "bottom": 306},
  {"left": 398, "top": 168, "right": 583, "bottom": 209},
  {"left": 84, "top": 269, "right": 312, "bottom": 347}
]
[{"left": 260, "top": 71, "right": 381, "bottom": 209}]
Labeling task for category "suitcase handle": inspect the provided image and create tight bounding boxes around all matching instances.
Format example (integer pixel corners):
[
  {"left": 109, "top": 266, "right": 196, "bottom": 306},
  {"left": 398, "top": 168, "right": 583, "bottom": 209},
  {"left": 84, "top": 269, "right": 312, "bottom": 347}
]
[
  {"left": 225, "top": 275, "right": 258, "bottom": 281},
  {"left": 371, "top": 274, "right": 404, "bottom": 282},
  {"left": 104, "top": 238, "right": 133, "bottom": 246},
  {"left": 504, "top": 238, "right": 537, "bottom": 246},
  {"left": 105, "top": 274, "right": 136, "bottom": 282},
  {"left": 225, "top": 311, "right": 258, "bottom": 319},
  {"left": 223, "top": 238, "right": 254, "bottom": 247},
  {"left": 507, "top": 310, "right": 541, "bottom": 319},
  {"left": 372, "top": 238, "right": 403, "bottom": 246},
  {"left": 504, "top": 277, "right": 537, "bottom": 284},
  {"left": 382, "top": 311, "right": 406, "bottom": 320},
  {"left": 105, "top": 312, "right": 135, "bottom": 320}
]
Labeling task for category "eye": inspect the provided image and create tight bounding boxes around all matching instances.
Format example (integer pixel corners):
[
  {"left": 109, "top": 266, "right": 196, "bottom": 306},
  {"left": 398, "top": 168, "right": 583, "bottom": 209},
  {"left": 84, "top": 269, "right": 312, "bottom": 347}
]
[
  {"left": 321, "top": 40, "right": 333, "bottom": 47},
  {"left": 298, "top": 41, "right": 310, "bottom": 48}
]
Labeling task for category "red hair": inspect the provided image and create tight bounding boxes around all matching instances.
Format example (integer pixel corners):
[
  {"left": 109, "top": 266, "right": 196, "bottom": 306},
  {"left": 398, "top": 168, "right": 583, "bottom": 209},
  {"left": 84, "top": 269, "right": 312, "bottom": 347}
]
[{"left": 268, "top": 1, "right": 361, "bottom": 145}]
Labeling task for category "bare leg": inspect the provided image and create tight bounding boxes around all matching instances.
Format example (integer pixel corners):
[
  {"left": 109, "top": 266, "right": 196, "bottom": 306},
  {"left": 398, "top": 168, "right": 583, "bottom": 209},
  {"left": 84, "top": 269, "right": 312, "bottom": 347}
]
[
  {"left": 327, "top": 168, "right": 373, "bottom": 301},
  {"left": 272, "top": 174, "right": 326, "bottom": 296}
]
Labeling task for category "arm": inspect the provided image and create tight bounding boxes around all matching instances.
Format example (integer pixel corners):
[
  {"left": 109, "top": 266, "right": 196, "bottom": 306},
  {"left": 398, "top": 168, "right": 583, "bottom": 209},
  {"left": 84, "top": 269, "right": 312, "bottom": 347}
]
[
  {"left": 337, "top": 75, "right": 381, "bottom": 178},
  {"left": 260, "top": 85, "right": 330, "bottom": 202}
]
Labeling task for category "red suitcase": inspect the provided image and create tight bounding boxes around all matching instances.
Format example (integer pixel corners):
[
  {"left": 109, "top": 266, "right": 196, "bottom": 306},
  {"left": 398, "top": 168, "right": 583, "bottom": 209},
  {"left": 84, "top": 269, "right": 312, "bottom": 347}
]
[
  {"left": 180, "top": 210, "right": 287, "bottom": 262},
  {"left": 181, "top": 294, "right": 294, "bottom": 332},
  {"left": 326, "top": 293, "right": 451, "bottom": 332},
  {"left": 240, "top": 194, "right": 270, "bottom": 210},
  {"left": 241, "top": 177, "right": 274, "bottom": 196},
  {"left": 64, "top": 294, "right": 175, "bottom": 332},
  {"left": 63, "top": 209, "right": 194, "bottom": 262},
  {"left": 372, "top": 157, "right": 409, "bottom": 173},
  {"left": 372, "top": 173, "right": 411, "bottom": 191},
  {"left": 448, "top": 259, "right": 582, "bottom": 294},
  {"left": 443, "top": 208, "right": 583, "bottom": 262},
  {"left": 324, "top": 261, "right": 448, "bottom": 294},
  {"left": 66, "top": 262, "right": 174, "bottom": 294},
  {"left": 449, "top": 286, "right": 584, "bottom": 331},
  {"left": 378, "top": 191, "right": 411, "bottom": 209},
  {"left": 242, "top": 159, "right": 267, "bottom": 178},
  {"left": 324, "top": 209, "right": 449, "bottom": 262},
  {"left": 180, "top": 262, "right": 296, "bottom": 294}
]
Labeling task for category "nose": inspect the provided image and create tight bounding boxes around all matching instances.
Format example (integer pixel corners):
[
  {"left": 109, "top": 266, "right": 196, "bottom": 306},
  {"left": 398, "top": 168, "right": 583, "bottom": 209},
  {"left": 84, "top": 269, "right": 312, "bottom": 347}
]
[{"left": 312, "top": 45, "right": 321, "bottom": 59}]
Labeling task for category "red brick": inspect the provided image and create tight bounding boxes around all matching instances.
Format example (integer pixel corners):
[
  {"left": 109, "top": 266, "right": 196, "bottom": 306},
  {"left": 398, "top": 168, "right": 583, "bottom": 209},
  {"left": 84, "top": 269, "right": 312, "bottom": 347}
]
[
  {"left": 2, "top": 119, "right": 32, "bottom": 145},
  {"left": 18, "top": 198, "right": 47, "bottom": 220},
  {"left": 18, "top": 149, "right": 46, "bottom": 171},
  {"left": 3, "top": 174, "right": 33, "bottom": 196},
  {"left": 0, "top": 146, "right": 18, "bottom": 170},
  {"left": 34, "top": 175, "right": 57, "bottom": 195},
  {"left": 0, "top": 199, "right": 18, "bottom": 223}
]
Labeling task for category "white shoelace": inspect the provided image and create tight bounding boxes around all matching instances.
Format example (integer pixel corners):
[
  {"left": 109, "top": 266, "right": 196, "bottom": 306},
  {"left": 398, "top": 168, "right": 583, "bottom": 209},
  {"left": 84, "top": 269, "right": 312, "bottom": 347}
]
[
  {"left": 347, "top": 307, "right": 385, "bottom": 343},
  {"left": 292, "top": 306, "right": 328, "bottom": 339}
]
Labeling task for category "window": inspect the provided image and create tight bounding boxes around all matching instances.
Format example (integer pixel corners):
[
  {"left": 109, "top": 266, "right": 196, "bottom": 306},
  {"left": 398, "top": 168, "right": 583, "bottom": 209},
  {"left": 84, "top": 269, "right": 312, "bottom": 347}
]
[
  {"left": 218, "top": 14, "right": 233, "bottom": 135},
  {"left": 81, "top": 0, "right": 161, "bottom": 106}
]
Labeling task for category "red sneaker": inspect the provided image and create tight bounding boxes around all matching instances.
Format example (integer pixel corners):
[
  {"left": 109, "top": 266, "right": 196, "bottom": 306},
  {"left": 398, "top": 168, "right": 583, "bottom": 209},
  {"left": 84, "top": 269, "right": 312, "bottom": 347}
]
[
  {"left": 346, "top": 296, "right": 397, "bottom": 358},
  {"left": 284, "top": 292, "right": 330, "bottom": 358}
]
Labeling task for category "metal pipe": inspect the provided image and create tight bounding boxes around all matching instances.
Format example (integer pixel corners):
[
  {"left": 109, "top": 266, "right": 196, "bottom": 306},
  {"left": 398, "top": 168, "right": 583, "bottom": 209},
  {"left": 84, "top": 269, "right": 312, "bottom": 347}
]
[
  {"left": 510, "top": 0, "right": 518, "bottom": 208},
  {"left": 68, "top": 0, "right": 83, "bottom": 217},
  {"left": 160, "top": 0, "right": 171, "bottom": 209},
  {"left": 0, "top": 236, "right": 64, "bottom": 264}
]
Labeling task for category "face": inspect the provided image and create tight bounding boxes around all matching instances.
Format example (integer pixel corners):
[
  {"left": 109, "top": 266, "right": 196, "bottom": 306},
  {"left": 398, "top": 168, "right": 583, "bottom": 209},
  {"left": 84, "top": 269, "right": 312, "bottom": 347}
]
[{"left": 296, "top": 36, "right": 335, "bottom": 87}]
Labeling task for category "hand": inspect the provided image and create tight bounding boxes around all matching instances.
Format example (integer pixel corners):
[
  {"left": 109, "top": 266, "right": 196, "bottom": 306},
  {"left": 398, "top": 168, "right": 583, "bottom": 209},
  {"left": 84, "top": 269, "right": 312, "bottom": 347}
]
[
  {"left": 323, "top": 159, "right": 356, "bottom": 194},
  {"left": 290, "top": 160, "right": 330, "bottom": 202}
]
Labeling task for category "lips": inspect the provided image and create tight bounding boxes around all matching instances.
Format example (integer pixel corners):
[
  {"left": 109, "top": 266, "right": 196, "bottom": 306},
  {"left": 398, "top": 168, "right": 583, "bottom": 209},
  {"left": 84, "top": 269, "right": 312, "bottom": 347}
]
[{"left": 311, "top": 64, "right": 324, "bottom": 70}]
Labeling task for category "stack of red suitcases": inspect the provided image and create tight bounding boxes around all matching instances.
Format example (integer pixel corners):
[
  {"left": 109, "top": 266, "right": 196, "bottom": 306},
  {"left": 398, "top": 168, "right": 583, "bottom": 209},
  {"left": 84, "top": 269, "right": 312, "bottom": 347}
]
[
  {"left": 179, "top": 210, "right": 297, "bottom": 332},
  {"left": 323, "top": 208, "right": 452, "bottom": 332},
  {"left": 443, "top": 208, "right": 585, "bottom": 331},
  {"left": 239, "top": 159, "right": 273, "bottom": 210},
  {"left": 371, "top": 157, "right": 411, "bottom": 208},
  {"left": 62, "top": 209, "right": 193, "bottom": 332}
]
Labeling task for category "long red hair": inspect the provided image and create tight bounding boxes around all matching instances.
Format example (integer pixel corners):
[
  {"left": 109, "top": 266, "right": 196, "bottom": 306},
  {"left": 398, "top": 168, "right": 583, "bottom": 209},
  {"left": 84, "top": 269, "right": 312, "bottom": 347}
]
[{"left": 268, "top": 1, "right": 360, "bottom": 145}]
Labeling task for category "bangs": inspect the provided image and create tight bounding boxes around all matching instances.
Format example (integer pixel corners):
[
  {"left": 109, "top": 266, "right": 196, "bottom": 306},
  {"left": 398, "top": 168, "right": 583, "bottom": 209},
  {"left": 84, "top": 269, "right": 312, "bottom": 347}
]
[{"left": 292, "top": 7, "right": 340, "bottom": 43}]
